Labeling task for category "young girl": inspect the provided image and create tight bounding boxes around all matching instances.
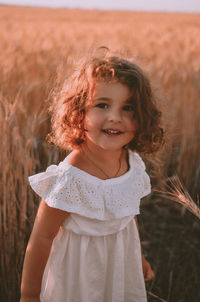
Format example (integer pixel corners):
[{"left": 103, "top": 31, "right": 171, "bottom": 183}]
[{"left": 20, "top": 52, "right": 164, "bottom": 302}]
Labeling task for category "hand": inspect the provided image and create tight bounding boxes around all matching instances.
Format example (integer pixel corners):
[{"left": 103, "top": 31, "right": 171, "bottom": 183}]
[{"left": 142, "top": 255, "right": 154, "bottom": 282}]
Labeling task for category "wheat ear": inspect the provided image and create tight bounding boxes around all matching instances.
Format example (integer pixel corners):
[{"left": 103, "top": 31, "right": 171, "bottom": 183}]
[{"left": 155, "top": 175, "right": 200, "bottom": 220}]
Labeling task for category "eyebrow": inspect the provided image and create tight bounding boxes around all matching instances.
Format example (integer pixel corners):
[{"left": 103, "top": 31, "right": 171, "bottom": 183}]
[
  {"left": 94, "top": 97, "right": 111, "bottom": 101},
  {"left": 94, "top": 97, "right": 133, "bottom": 103}
]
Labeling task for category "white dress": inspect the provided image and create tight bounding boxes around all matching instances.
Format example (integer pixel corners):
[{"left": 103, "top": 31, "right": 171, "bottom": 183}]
[{"left": 29, "top": 150, "right": 151, "bottom": 302}]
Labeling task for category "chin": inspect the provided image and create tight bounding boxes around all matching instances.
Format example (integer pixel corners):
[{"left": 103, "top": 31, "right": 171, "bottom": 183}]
[{"left": 99, "top": 144, "right": 125, "bottom": 151}]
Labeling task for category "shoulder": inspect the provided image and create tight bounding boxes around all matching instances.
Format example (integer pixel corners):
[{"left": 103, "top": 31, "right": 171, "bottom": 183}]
[
  {"left": 65, "top": 149, "right": 87, "bottom": 171},
  {"left": 66, "top": 149, "right": 81, "bottom": 166}
]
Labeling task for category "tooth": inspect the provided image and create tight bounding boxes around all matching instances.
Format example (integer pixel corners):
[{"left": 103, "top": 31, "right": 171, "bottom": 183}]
[{"left": 108, "top": 130, "right": 118, "bottom": 134}]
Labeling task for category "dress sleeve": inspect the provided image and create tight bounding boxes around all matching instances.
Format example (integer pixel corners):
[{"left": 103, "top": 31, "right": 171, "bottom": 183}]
[
  {"left": 28, "top": 164, "right": 75, "bottom": 213},
  {"left": 28, "top": 163, "right": 100, "bottom": 216},
  {"left": 141, "top": 170, "right": 151, "bottom": 198},
  {"left": 133, "top": 152, "right": 151, "bottom": 198},
  {"left": 29, "top": 165, "right": 61, "bottom": 201}
]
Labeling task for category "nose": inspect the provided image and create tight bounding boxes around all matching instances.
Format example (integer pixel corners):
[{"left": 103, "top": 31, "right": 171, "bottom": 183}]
[{"left": 108, "top": 108, "right": 123, "bottom": 122}]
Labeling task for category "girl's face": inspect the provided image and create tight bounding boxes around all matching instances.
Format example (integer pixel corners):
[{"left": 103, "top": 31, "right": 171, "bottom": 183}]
[{"left": 84, "top": 80, "right": 137, "bottom": 152}]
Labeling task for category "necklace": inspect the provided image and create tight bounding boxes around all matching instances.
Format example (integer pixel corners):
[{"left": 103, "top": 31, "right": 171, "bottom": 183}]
[{"left": 82, "top": 148, "right": 123, "bottom": 179}]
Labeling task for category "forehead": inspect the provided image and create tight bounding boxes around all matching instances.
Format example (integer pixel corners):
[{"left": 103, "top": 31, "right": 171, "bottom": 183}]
[{"left": 93, "top": 80, "right": 132, "bottom": 101}]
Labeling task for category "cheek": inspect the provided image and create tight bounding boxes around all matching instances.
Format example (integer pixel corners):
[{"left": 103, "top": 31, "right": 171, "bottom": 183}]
[
  {"left": 84, "top": 111, "right": 100, "bottom": 130},
  {"left": 127, "top": 116, "right": 137, "bottom": 131}
]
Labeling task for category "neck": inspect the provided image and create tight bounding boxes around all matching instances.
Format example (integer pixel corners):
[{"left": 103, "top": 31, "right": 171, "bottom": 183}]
[
  {"left": 80, "top": 142, "right": 125, "bottom": 179},
  {"left": 81, "top": 142, "right": 122, "bottom": 164}
]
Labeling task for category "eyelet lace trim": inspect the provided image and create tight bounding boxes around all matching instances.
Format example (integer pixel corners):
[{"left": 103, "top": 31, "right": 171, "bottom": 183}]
[{"left": 29, "top": 151, "right": 151, "bottom": 220}]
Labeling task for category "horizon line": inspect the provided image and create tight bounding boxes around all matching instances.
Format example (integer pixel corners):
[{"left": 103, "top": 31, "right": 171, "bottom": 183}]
[{"left": 0, "top": 3, "right": 200, "bottom": 14}]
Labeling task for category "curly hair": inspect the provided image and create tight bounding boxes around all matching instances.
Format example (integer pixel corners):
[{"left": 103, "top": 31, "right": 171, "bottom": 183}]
[{"left": 48, "top": 53, "right": 164, "bottom": 154}]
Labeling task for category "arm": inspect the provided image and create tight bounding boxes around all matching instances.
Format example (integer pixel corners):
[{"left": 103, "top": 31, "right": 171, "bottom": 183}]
[
  {"left": 134, "top": 216, "right": 154, "bottom": 282},
  {"left": 20, "top": 199, "right": 69, "bottom": 302}
]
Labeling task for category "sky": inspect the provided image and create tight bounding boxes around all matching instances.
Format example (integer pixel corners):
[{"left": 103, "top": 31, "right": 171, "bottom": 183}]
[{"left": 0, "top": 0, "right": 200, "bottom": 13}]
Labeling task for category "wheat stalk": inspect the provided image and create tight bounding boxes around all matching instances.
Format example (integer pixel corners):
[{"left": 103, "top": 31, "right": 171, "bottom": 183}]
[
  {"left": 147, "top": 291, "right": 168, "bottom": 302},
  {"left": 155, "top": 175, "right": 200, "bottom": 219}
]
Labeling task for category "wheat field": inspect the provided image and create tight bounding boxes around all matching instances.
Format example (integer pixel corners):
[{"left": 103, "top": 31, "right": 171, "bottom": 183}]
[{"left": 0, "top": 5, "right": 200, "bottom": 302}]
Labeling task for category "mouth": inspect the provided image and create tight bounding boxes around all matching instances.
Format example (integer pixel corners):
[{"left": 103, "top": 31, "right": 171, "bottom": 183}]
[{"left": 102, "top": 129, "right": 123, "bottom": 135}]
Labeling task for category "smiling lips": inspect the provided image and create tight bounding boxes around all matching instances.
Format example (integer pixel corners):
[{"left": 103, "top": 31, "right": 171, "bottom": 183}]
[{"left": 102, "top": 129, "right": 123, "bottom": 135}]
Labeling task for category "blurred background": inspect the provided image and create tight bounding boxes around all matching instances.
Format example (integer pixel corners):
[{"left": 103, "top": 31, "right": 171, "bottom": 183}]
[
  {"left": 0, "top": 1, "right": 200, "bottom": 301},
  {"left": 1, "top": 0, "right": 200, "bottom": 12}
]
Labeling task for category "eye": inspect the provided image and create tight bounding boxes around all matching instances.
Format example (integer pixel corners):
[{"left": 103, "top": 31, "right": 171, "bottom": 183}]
[
  {"left": 95, "top": 103, "right": 109, "bottom": 109},
  {"left": 123, "top": 105, "right": 134, "bottom": 111}
]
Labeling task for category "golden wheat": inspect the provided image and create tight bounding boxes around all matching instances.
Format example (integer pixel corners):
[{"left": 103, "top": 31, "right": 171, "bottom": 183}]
[{"left": 155, "top": 175, "right": 200, "bottom": 219}]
